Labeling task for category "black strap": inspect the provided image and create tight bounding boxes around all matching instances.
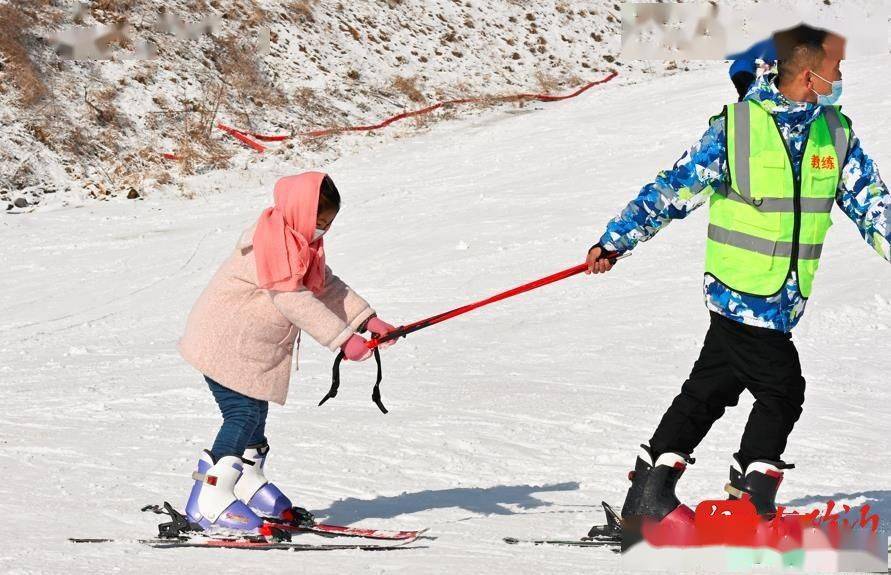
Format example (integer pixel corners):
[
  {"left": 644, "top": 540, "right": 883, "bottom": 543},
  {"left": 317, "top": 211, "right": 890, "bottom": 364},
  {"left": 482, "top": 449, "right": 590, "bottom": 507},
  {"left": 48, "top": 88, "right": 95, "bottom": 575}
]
[
  {"left": 319, "top": 348, "right": 387, "bottom": 414},
  {"left": 318, "top": 351, "right": 344, "bottom": 407},
  {"left": 371, "top": 346, "right": 387, "bottom": 414}
]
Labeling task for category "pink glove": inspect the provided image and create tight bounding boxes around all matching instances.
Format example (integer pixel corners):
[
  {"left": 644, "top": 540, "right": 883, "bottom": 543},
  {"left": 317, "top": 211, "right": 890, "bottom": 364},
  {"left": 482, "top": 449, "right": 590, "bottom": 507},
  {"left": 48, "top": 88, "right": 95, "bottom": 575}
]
[
  {"left": 366, "top": 317, "right": 398, "bottom": 349},
  {"left": 342, "top": 334, "right": 372, "bottom": 362}
]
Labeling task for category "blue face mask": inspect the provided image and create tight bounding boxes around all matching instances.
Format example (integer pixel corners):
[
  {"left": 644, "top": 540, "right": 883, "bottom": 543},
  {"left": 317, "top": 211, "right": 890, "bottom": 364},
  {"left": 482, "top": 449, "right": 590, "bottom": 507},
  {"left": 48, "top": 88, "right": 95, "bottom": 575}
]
[{"left": 811, "top": 71, "right": 843, "bottom": 106}]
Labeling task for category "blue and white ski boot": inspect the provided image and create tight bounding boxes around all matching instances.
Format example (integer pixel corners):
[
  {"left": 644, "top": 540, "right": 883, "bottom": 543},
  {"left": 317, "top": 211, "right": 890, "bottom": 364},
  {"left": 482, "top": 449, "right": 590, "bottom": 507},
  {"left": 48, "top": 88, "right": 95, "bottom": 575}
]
[
  {"left": 235, "top": 443, "right": 314, "bottom": 525},
  {"left": 185, "top": 450, "right": 266, "bottom": 534}
]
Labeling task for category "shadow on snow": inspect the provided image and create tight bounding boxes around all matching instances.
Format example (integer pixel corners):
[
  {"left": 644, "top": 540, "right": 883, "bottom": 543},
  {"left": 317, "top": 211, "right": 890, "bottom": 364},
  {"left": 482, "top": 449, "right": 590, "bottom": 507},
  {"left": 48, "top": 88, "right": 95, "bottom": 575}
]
[{"left": 313, "top": 481, "right": 581, "bottom": 524}]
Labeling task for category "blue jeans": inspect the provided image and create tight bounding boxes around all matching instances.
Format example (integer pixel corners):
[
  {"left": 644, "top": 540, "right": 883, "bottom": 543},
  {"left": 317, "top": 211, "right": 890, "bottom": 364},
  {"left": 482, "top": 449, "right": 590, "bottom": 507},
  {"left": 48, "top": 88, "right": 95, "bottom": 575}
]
[{"left": 205, "top": 376, "right": 268, "bottom": 460}]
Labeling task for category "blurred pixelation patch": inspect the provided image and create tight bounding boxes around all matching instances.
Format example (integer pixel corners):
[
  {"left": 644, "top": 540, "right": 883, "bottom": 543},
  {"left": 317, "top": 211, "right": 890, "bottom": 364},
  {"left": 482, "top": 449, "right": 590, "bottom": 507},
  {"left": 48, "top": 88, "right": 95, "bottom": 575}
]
[
  {"left": 621, "top": 1, "right": 888, "bottom": 61},
  {"left": 620, "top": 499, "right": 888, "bottom": 573},
  {"left": 50, "top": 2, "right": 269, "bottom": 61}
]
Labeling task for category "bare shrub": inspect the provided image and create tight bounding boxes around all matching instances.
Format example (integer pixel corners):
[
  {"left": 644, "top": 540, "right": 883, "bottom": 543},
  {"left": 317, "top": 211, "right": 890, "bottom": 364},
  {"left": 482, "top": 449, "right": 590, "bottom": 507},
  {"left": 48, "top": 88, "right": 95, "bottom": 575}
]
[
  {"left": 172, "top": 82, "right": 232, "bottom": 175},
  {"left": 287, "top": 0, "right": 318, "bottom": 23},
  {"left": 90, "top": 0, "right": 136, "bottom": 21},
  {"left": 534, "top": 70, "right": 561, "bottom": 93},
  {"left": 27, "top": 122, "right": 53, "bottom": 146},
  {"left": 155, "top": 169, "right": 173, "bottom": 186},
  {"left": 392, "top": 75, "right": 425, "bottom": 103},
  {"left": 0, "top": 4, "right": 47, "bottom": 106},
  {"left": 212, "top": 34, "right": 285, "bottom": 111},
  {"left": 85, "top": 86, "right": 122, "bottom": 127},
  {"left": 61, "top": 127, "right": 96, "bottom": 159}
]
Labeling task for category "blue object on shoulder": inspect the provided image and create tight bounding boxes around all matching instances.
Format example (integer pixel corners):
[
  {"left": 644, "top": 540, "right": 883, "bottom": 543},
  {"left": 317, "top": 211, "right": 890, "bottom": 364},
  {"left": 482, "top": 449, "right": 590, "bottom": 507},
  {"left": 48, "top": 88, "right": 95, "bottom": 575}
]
[{"left": 727, "top": 38, "right": 776, "bottom": 78}]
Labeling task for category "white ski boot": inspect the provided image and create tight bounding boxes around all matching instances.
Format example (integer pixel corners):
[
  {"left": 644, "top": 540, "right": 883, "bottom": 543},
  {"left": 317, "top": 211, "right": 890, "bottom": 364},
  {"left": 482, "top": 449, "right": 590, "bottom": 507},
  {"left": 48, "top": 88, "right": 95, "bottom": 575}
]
[
  {"left": 235, "top": 443, "right": 313, "bottom": 525},
  {"left": 185, "top": 450, "right": 265, "bottom": 533}
]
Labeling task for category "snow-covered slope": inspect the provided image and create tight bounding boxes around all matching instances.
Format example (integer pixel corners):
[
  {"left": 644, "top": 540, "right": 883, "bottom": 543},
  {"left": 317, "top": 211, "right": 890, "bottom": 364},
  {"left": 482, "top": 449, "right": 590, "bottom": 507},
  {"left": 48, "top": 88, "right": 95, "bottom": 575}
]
[
  {"left": 1, "top": 0, "right": 669, "bottom": 210},
  {"left": 1, "top": 54, "right": 889, "bottom": 573}
]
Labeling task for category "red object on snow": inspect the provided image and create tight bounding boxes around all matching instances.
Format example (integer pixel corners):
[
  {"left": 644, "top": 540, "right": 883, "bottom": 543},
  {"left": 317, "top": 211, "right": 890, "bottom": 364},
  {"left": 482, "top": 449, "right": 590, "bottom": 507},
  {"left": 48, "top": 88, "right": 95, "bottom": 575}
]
[
  {"left": 216, "top": 123, "right": 267, "bottom": 153},
  {"left": 303, "top": 72, "right": 619, "bottom": 139},
  {"left": 164, "top": 72, "right": 621, "bottom": 158},
  {"left": 640, "top": 504, "right": 698, "bottom": 547}
]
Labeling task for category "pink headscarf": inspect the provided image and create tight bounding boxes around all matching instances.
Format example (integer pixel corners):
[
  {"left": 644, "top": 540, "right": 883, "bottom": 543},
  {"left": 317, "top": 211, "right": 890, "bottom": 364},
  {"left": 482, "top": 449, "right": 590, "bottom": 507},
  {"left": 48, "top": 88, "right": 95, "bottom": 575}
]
[{"left": 253, "top": 172, "right": 328, "bottom": 294}]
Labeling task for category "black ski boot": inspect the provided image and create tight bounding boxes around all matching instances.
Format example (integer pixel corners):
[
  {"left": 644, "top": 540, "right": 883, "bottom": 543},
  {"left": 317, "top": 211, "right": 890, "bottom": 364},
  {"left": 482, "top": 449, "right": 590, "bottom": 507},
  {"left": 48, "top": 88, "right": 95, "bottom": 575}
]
[
  {"left": 586, "top": 445, "right": 693, "bottom": 545},
  {"left": 621, "top": 444, "right": 693, "bottom": 521},
  {"left": 725, "top": 453, "right": 793, "bottom": 516}
]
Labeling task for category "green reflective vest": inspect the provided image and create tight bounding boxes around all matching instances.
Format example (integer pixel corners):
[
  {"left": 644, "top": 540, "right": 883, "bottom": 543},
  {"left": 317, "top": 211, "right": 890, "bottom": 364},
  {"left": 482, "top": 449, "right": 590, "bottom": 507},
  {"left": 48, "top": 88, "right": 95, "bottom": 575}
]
[{"left": 705, "top": 100, "right": 851, "bottom": 298}]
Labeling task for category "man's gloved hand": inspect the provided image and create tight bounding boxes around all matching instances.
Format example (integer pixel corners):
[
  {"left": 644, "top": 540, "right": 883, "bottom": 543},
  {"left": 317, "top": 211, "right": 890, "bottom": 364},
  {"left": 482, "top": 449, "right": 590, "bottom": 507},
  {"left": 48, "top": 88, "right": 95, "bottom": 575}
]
[{"left": 585, "top": 244, "right": 616, "bottom": 275}]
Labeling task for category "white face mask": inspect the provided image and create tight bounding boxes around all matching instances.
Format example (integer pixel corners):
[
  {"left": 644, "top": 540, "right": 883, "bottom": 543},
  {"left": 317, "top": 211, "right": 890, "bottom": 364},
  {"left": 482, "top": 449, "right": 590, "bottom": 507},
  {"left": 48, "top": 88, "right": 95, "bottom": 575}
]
[
  {"left": 312, "top": 228, "right": 327, "bottom": 242},
  {"left": 810, "top": 71, "right": 843, "bottom": 106}
]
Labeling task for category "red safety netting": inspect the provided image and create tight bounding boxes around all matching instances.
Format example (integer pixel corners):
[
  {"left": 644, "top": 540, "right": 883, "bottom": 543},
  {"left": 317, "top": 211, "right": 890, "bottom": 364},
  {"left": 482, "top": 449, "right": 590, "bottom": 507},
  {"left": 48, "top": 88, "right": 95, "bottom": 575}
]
[{"left": 163, "top": 71, "right": 618, "bottom": 158}]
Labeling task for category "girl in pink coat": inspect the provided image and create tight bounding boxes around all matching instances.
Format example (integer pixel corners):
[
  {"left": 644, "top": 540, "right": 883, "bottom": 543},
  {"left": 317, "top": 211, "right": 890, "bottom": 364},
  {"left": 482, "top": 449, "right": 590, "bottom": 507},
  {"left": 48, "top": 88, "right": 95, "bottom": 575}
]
[{"left": 178, "top": 172, "right": 397, "bottom": 534}]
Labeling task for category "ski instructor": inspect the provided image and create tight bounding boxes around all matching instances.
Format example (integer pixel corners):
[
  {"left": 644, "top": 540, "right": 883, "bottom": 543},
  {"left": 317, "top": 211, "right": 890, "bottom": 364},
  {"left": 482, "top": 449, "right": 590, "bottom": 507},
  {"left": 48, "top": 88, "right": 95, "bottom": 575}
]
[{"left": 585, "top": 24, "right": 890, "bottom": 526}]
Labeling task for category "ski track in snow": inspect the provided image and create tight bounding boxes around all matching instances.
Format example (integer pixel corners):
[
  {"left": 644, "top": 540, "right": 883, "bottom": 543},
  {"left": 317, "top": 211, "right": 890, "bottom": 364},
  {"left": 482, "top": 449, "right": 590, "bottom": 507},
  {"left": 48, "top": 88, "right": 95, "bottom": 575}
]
[{"left": 1, "top": 59, "right": 890, "bottom": 573}]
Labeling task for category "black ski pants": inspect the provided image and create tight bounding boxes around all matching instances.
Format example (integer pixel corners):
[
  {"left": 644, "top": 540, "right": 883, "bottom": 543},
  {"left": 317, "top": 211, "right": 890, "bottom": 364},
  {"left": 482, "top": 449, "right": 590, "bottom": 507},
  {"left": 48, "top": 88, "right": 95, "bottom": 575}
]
[{"left": 648, "top": 312, "right": 806, "bottom": 469}]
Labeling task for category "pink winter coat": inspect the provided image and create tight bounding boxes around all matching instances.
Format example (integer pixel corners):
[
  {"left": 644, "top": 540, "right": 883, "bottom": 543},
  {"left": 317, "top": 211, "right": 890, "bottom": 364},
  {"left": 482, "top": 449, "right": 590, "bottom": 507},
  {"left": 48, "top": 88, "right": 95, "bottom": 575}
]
[{"left": 178, "top": 226, "right": 375, "bottom": 405}]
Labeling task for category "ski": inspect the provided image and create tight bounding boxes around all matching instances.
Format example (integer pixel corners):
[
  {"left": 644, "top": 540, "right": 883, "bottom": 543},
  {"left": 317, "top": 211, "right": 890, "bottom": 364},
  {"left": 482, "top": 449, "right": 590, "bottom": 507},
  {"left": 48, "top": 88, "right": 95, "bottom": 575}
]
[
  {"left": 141, "top": 501, "right": 427, "bottom": 542},
  {"left": 71, "top": 502, "right": 429, "bottom": 549},
  {"left": 504, "top": 501, "right": 623, "bottom": 549},
  {"left": 69, "top": 537, "right": 424, "bottom": 551},
  {"left": 266, "top": 520, "right": 428, "bottom": 541},
  {"left": 256, "top": 505, "right": 427, "bottom": 541},
  {"left": 503, "top": 536, "right": 620, "bottom": 549}
]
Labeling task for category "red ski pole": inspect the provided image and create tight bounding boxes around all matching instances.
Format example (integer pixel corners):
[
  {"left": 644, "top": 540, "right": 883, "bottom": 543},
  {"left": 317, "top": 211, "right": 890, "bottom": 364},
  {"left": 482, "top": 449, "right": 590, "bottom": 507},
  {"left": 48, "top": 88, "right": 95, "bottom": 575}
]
[
  {"left": 321, "top": 251, "right": 628, "bottom": 413},
  {"left": 366, "top": 251, "right": 629, "bottom": 349}
]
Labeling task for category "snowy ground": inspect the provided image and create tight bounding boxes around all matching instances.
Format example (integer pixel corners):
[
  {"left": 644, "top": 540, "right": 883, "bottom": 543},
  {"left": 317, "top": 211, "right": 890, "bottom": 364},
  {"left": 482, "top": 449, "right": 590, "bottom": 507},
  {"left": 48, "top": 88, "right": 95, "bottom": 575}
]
[{"left": 1, "top": 58, "right": 889, "bottom": 574}]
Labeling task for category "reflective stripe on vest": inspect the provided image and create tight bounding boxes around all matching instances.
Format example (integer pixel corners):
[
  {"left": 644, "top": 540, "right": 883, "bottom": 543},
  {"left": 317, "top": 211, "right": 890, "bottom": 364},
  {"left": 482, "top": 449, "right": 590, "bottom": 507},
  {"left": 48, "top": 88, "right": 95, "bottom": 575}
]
[
  {"left": 713, "top": 183, "right": 835, "bottom": 213},
  {"left": 705, "top": 100, "right": 850, "bottom": 298},
  {"left": 707, "top": 224, "right": 824, "bottom": 259}
]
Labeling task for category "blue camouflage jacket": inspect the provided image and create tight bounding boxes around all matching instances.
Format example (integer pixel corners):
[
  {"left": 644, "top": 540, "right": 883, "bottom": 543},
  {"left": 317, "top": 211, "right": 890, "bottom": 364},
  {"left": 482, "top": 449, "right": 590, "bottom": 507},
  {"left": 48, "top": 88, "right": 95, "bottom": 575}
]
[{"left": 598, "top": 73, "right": 891, "bottom": 332}]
